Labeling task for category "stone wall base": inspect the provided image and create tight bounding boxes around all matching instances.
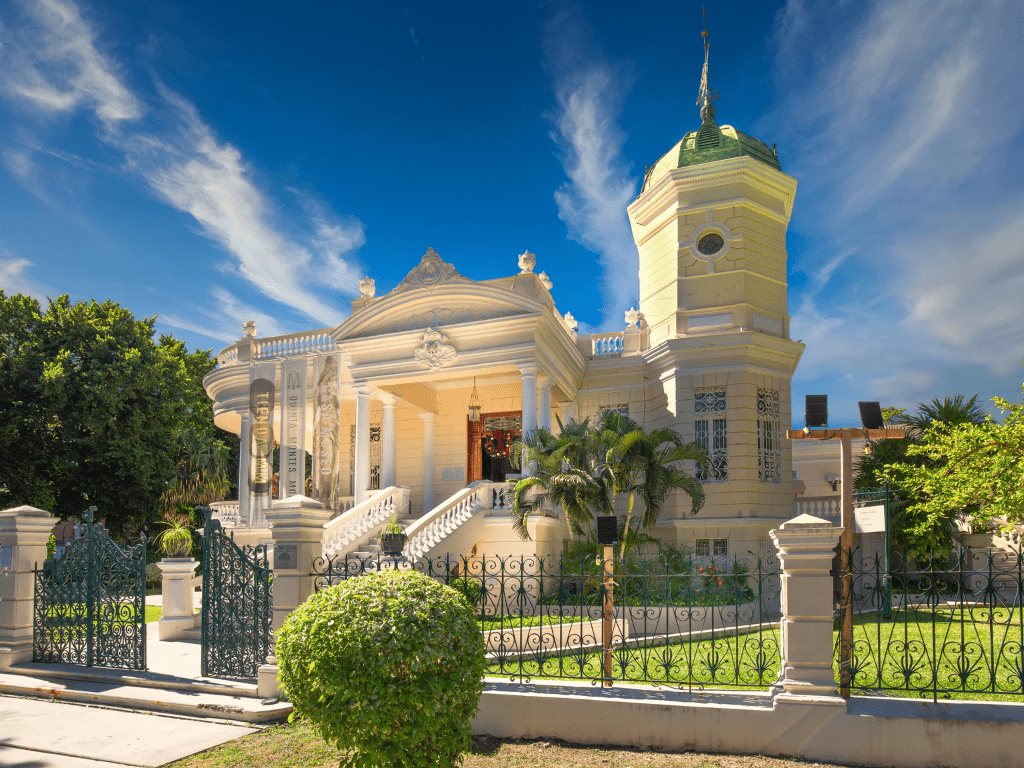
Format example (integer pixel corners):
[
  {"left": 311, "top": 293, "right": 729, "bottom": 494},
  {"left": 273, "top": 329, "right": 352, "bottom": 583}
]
[{"left": 472, "top": 680, "right": 1024, "bottom": 768}]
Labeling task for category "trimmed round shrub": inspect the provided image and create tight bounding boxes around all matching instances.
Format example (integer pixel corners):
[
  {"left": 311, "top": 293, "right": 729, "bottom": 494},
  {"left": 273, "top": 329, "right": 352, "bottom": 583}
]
[{"left": 276, "top": 569, "right": 486, "bottom": 768}]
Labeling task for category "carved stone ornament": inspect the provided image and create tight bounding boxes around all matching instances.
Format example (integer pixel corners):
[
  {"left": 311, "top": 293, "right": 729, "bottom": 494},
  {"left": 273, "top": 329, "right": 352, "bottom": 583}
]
[
  {"left": 243, "top": 319, "right": 257, "bottom": 338},
  {"left": 539, "top": 271, "right": 553, "bottom": 290},
  {"left": 625, "top": 307, "right": 641, "bottom": 327},
  {"left": 358, "top": 275, "right": 376, "bottom": 297},
  {"left": 518, "top": 250, "right": 536, "bottom": 274},
  {"left": 413, "top": 327, "right": 457, "bottom": 371},
  {"left": 563, "top": 311, "right": 578, "bottom": 331},
  {"left": 394, "top": 248, "right": 472, "bottom": 293}
]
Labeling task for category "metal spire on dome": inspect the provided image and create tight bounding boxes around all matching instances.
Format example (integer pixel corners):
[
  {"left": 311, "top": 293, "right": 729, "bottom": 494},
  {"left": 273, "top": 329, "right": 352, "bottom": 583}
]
[{"left": 697, "top": 5, "right": 718, "bottom": 123}]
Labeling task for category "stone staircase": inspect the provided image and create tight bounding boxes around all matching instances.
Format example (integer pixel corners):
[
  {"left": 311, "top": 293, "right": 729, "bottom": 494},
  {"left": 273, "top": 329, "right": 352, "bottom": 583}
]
[{"left": 0, "top": 658, "right": 291, "bottom": 724}]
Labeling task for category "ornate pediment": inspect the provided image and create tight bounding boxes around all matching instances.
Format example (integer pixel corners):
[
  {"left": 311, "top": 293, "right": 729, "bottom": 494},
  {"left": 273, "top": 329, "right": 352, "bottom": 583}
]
[{"left": 393, "top": 248, "right": 472, "bottom": 293}]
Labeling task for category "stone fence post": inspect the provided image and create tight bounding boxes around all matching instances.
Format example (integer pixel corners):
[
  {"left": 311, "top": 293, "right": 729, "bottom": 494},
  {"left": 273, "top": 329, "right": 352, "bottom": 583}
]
[
  {"left": 770, "top": 513, "right": 845, "bottom": 706},
  {"left": 0, "top": 505, "right": 58, "bottom": 670},
  {"left": 258, "top": 494, "right": 331, "bottom": 698}
]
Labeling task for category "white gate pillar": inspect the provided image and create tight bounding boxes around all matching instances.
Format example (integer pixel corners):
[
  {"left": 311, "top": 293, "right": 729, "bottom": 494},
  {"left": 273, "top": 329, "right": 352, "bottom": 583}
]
[
  {"left": 0, "top": 505, "right": 58, "bottom": 670},
  {"left": 258, "top": 495, "right": 332, "bottom": 699},
  {"left": 354, "top": 385, "right": 372, "bottom": 504},
  {"left": 419, "top": 412, "right": 437, "bottom": 514},
  {"left": 770, "top": 514, "right": 846, "bottom": 706}
]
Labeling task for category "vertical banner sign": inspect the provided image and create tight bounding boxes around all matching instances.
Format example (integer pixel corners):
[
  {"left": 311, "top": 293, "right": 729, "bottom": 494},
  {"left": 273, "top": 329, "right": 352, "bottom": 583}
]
[
  {"left": 312, "top": 356, "right": 341, "bottom": 511},
  {"left": 281, "top": 358, "right": 307, "bottom": 499},
  {"left": 249, "top": 378, "right": 275, "bottom": 494}
]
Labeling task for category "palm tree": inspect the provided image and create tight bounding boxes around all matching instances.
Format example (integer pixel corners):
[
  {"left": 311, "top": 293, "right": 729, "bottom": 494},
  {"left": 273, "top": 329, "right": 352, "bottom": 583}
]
[{"left": 510, "top": 411, "right": 708, "bottom": 558}]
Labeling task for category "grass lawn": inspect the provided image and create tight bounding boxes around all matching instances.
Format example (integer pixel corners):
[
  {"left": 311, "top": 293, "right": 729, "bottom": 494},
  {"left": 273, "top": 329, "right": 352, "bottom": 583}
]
[
  {"left": 483, "top": 605, "right": 1024, "bottom": 699},
  {"left": 487, "top": 627, "right": 782, "bottom": 689},
  {"left": 844, "top": 606, "right": 1024, "bottom": 701},
  {"left": 164, "top": 719, "right": 862, "bottom": 768},
  {"left": 146, "top": 605, "right": 162, "bottom": 623}
]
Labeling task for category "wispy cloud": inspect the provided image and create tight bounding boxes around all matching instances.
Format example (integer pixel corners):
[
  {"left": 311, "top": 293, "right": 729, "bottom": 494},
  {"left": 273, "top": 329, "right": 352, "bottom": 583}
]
[
  {"left": 543, "top": 6, "right": 638, "bottom": 330},
  {"left": 160, "top": 286, "right": 288, "bottom": 345},
  {"left": 0, "top": 0, "right": 364, "bottom": 329},
  {"left": 0, "top": 253, "right": 50, "bottom": 299},
  {"left": 772, "top": 0, "right": 1024, "bottom": 417}
]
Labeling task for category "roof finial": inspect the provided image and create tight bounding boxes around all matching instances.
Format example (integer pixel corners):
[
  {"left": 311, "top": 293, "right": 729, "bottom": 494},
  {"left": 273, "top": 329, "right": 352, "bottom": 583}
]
[{"left": 697, "top": 4, "right": 718, "bottom": 123}]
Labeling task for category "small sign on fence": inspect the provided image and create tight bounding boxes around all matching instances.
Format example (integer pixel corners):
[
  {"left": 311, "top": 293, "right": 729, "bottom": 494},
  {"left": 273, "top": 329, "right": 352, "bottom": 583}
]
[
  {"left": 0, "top": 545, "right": 11, "bottom": 569},
  {"left": 854, "top": 505, "right": 885, "bottom": 534}
]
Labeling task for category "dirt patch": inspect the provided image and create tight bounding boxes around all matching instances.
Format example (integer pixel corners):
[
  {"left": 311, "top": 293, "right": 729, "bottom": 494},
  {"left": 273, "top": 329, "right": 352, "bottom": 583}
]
[{"left": 465, "top": 736, "right": 866, "bottom": 768}]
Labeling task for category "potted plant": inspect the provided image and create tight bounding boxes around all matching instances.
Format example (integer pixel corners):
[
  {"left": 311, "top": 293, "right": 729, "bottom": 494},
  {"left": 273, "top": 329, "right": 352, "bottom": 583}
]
[
  {"left": 379, "top": 514, "right": 406, "bottom": 557},
  {"left": 156, "top": 515, "right": 194, "bottom": 559}
]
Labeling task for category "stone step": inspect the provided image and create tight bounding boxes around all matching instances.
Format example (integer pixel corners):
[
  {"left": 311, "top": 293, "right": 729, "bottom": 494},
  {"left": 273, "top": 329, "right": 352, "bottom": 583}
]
[{"left": 0, "top": 665, "right": 291, "bottom": 724}]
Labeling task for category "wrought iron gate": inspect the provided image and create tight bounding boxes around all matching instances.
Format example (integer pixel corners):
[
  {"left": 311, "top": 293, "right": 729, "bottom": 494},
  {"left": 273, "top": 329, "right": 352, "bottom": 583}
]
[
  {"left": 201, "top": 514, "right": 273, "bottom": 678},
  {"left": 33, "top": 511, "right": 147, "bottom": 670}
]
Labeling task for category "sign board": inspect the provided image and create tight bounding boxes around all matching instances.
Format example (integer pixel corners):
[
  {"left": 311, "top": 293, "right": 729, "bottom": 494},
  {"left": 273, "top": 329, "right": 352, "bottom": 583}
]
[
  {"left": 854, "top": 505, "right": 886, "bottom": 534},
  {"left": 275, "top": 544, "right": 298, "bottom": 571},
  {"left": 0, "top": 546, "right": 11, "bottom": 569}
]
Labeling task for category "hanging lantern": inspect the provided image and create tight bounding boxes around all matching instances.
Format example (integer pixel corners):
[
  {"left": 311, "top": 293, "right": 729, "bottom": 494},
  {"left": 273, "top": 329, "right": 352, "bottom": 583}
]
[{"left": 468, "top": 377, "right": 482, "bottom": 422}]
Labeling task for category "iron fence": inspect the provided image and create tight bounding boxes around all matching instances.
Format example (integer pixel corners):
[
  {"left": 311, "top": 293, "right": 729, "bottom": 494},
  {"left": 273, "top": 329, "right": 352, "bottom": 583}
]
[
  {"left": 836, "top": 546, "right": 1024, "bottom": 701},
  {"left": 311, "top": 551, "right": 782, "bottom": 690}
]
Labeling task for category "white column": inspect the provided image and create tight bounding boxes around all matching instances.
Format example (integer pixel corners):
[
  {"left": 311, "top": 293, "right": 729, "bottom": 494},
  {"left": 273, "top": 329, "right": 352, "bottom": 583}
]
[
  {"left": 238, "top": 413, "right": 251, "bottom": 527},
  {"left": 0, "top": 505, "right": 58, "bottom": 670},
  {"left": 354, "top": 385, "right": 372, "bottom": 504},
  {"left": 537, "top": 374, "right": 552, "bottom": 432},
  {"left": 419, "top": 412, "right": 437, "bottom": 514},
  {"left": 518, "top": 363, "right": 537, "bottom": 474},
  {"left": 380, "top": 393, "right": 399, "bottom": 489}
]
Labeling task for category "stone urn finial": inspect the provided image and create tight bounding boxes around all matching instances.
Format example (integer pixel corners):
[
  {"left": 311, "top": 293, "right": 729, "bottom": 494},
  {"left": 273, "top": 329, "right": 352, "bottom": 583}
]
[
  {"left": 539, "top": 271, "right": 553, "bottom": 290},
  {"left": 243, "top": 319, "right": 257, "bottom": 338},
  {"left": 625, "top": 307, "right": 641, "bottom": 327},
  {"left": 359, "top": 275, "right": 376, "bottom": 298},
  {"left": 518, "top": 250, "right": 536, "bottom": 274},
  {"left": 563, "top": 311, "right": 578, "bottom": 332}
]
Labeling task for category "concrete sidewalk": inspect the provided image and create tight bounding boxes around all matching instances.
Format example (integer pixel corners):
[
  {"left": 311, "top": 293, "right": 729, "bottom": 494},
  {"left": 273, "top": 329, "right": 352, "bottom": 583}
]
[{"left": 0, "top": 695, "right": 257, "bottom": 767}]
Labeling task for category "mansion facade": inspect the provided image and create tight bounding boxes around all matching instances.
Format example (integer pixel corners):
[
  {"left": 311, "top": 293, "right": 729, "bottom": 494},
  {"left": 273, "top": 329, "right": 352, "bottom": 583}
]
[{"left": 203, "top": 98, "right": 804, "bottom": 563}]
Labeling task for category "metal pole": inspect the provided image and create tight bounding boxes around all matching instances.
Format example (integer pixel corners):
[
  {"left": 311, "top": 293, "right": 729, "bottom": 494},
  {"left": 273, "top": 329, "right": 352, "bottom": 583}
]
[
  {"left": 881, "top": 481, "right": 892, "bottom": 620},
  {"left": 602, "top": 545, "right": 614, "bottom": 687},
  {"left": 839, "top": 431, "right": 854, "bottom": 698}
]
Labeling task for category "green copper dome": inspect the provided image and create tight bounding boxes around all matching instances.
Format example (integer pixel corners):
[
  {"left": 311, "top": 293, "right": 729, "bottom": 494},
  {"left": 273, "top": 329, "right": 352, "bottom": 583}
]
[{"left": 641, "top": 112, "right": 780, "bottom": 194}]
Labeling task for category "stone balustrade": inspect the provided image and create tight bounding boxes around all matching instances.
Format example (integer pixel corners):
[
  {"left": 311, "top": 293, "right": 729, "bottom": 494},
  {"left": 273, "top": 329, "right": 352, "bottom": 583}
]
[
  {"left": 215, "top": 328, "right": 336, "bottom": 367},
  {"left": 403, "top": 481, "right": 496, "bottom": 561},
  {"left": 321, "top": 487, "right": 406, "bottom": 558},
  {"left": 209, "top": 500, "right": 241, "bottom": 527},
  {"left": 793, "top": 496, "right": 840, "bottom": 523}
]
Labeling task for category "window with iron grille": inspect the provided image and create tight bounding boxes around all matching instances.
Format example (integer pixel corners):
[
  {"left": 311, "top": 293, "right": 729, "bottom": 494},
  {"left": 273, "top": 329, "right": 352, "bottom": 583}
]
[
  {"left": 757, "top": 387, "right": 783, "bottom": 483},
  {"left": 695, "top": 538, "right": 728, "bottom": 558},
  {"left": 599, "top": 403, "right": 629, "bottom": 419},
  {"left": 694, "top": 386, "right": 728, "bottom": 482}
]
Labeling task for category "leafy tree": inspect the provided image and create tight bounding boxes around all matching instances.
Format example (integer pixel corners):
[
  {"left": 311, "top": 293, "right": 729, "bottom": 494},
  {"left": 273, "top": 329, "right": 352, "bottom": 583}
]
[
  {"left": 0, "top": 292, "right": 231, "bottom": 537},
  {"left": 883, "top": 380, "right": 1024, "bottom": 541},
  {"left": 856, "top": 393, "right": 993, "bottom": 553},
  {"left": 511, "top": 411, "right": 707, "bottom": 557}
]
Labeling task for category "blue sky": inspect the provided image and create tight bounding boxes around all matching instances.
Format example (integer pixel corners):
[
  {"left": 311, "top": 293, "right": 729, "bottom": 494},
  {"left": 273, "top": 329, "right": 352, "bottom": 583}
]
[{"left": 1, "top": 0, "right": 1022, "bottom": 427}]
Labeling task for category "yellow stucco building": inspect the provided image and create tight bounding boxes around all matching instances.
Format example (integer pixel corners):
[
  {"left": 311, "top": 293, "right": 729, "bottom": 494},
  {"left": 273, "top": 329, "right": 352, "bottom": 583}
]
[{"left": 203, "top": 84, "right": 804, "bottom": 564}]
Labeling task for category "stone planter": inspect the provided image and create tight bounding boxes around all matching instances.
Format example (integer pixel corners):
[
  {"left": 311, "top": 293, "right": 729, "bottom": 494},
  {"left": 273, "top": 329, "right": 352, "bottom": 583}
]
[
  {"left": 157, "top": 557, "right": 200, "bottom": 641},
  {"left": 380, "top": 532, "right": 406, "bottom": 556}
]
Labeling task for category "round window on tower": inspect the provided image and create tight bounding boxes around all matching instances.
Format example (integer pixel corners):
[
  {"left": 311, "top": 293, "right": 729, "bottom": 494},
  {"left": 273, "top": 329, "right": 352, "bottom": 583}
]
[{"left": 697, "top": 232, "right": 725, "bottom": 256}]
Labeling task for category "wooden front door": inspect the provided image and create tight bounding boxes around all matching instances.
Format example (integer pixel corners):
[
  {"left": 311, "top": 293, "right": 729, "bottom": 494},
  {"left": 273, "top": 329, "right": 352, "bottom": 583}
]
[{"left": 468, "top": 411, "right": 521, "bottom": 483}]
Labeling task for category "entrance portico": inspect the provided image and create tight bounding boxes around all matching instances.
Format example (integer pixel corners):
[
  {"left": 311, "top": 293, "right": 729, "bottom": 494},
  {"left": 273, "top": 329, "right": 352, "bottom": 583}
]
[{"left": 204, "top": 248, "right": 585, "bottom": 524}]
